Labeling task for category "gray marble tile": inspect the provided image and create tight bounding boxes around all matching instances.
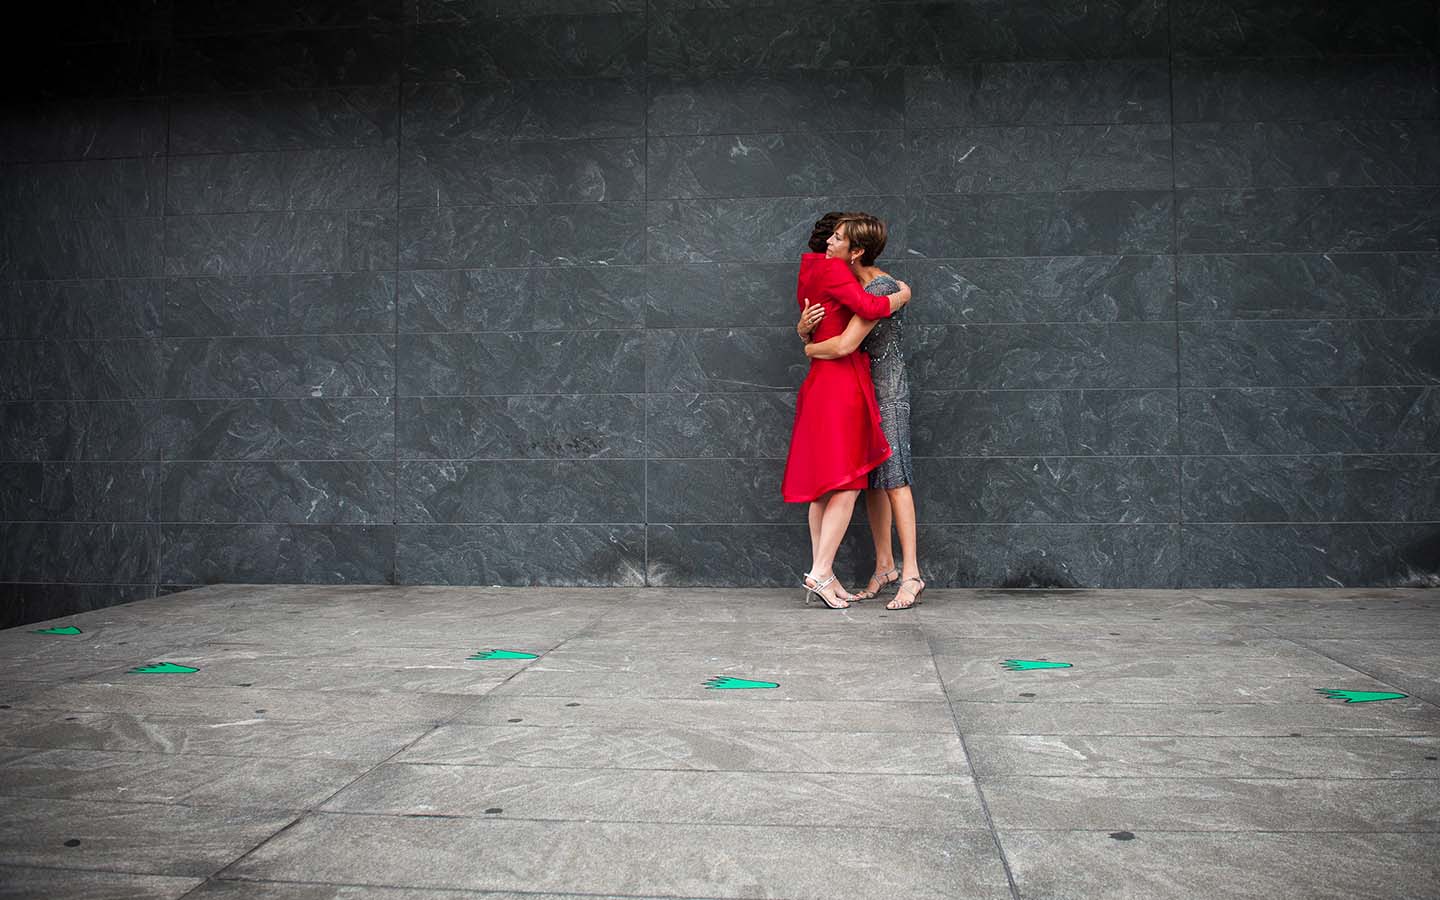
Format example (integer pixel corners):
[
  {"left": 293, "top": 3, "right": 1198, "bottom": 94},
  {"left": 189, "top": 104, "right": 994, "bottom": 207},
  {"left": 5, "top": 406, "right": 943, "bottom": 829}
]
[
  {"left": 903, "top": 0, "right": 1168, "bottom": 63},
  {"left": 0, "top": 866, "right": 200, "bottom": 900},
  {"left": 1179, "top": 387, "right": 1440, "bottom": 454},
  {"left": 0, "top": 462, "right": 158, "bottom": 523},
  {"left": 1177, "top": 252, "right": 1439, "bottom": 321},
  {"left": 1175, "top": 120, "right": 1440, "bottom": 190},
  {"left": 0, "top": 796, "right": 295, "bottom": 877},
  {"left": 417, "top": 0, "right": 644, "bottom": 20},
  {"left": 0, "top": 340, "right": 162, "bottom": 402},
  {"left": 916, "top": 457, "right": 1180, "bottom": 524},
  {"left": 911, "top": 389, "right": 1179, "bottom": 457},
  {"left": 400, "top": 202, "right": 646, "bottom": 268},
  {"left": 984, "top": 776, "right": 1440, "bottom": 833},
  {"left": 183, "top": 882, "right": 645, "bottom": 900},
  {"left": 1183, "top": 523, "right": 1440, "bottom": 589},
  {"left": 455, "top": 694, "right": 953, "bottom": 732},
  {"left": 173, "top": 0, "right": 401, "bottom": 35},
  {"left": 0, "top": 401, "right": 159, "bottom": 463},
  {"left": 907, "top": 192, "right": 1173, "bottom": 258},
  {"left": 1182, "top": 456, "right": 1342, "bottom": 523},
  {"left": 397, "top": 395, "right": 645, "bottom": 460},
  {"left": 0, "top": 279, "right": 162, "bottom": 341},
  {"left": 166, "top": 148, "right": 399, "bottom": 215},
  {"left": 399, "top": 332, "right": 644, "bottom": 396},
  {"left": 161, "top": 461, "right": 391, "bottom": 525},
  {"left": 643, "top": 263, "right": 796, "bottom": 328},
  {"left": 163, "top": 273, "right": 396, "bottom": 337},
  {"left": 918, "top": 523, "right": 1182, "bottom": 589},
  {"left": 325, "top": 762, "right": 983, "bottom": 828},
  {"left": 4, "top": 217, "right": 163, "bottom": 280},
  {"left": 169, "top": 86, "right": 399, "bottom": 154},
  {"left": 648, "top": 70, "right": 903, "bottom": 136},
  {"left": 910, "top": 124, "right": 1172, "bottom": 194},
  {"left": 909, "top": 323, "right": 1177, "bottom": 391},
  {"left": 646, "top": 393, "right": 796, "bottom": 460},
  {"left": 226, "top": 813, "right": 1009, "bottom": 899},
  {"left": 1178, "top": 188, "right": 1440, "bottom": 253},
  {"left": 647, "top": 195, "right": 908, "bottom": 264},
  {"left": 396, "top": 722, "right": 962, "bottom": 770},
  {"left": 1173, "top": 0, "right": 1438, "bottom": 57},
  {"left": 402, "top": 80, "right": 645, "bottom": 143},
  {"left": 0, "top": 99, "right": 167, "bottom": 164},
  {"left": 163, "top": 212, "right": 351, "bottom": 277},
  {"left": 649, "top": 132, "right": 905, "bottom": 200},
  {"left": 646, "top": 328, "right": 803, "bottom": 393},
  {"left": 648, "top": 5, "right": 907, "bottom": 74},
  {"left": 967, "top": 734, "right": 1440, "bottom": 778},
  {"left": 160, "top": 524, "right": 394, "bottom": 584},
  {"left": 396, "top": 524, "right": 645, "bottom": 585},
  {"left": 0, "top": 524, "right": 158, "bottom": 584},
  {"left": 1001, "top": 832, "right": 1440, "bottom": 900},
  {"left": 168, "top": 28, "right": 401, "bottom": 93},
  {"left": 344, "top": 209, "right": 398, "bottom": 271},
  {"left": 0, "top": 710, "right": 430, "bottom": 761},
  {"left": 1, "top": 157, "right": 165, "bottom": 219},
  {"left": 400, "top": 139, "right": 644, "bottom": 207},
  {"left": 405, "top": 15, "right": 644, "bottom": 82},
  {"left": 399, "top": 267, "right": 643, "bottom": 332},
  {"left": 0, "top": 748, "right": 368, "bottom": 808},
  {"left": 893, "top": 255, "right": 1174, "bottom": 325},
  {"left": 0, "top": 583, "right": 155, "bottom": 631},
  {"left": 159, "top": 398, "right": 395, "bottom": 461},
  {"left": 905, "top": 61, "right": 1171, "bottom": 128},
  {"left": 646, "top": 524, "right": 809, "bottom": 586},
  {"left": 949, "top": 698, "right": 1440, "bottom": 737},
  {"left": 397, "top": 460, "right": 644, "bottom": 523},
  {"left": 162, "top": 336, "right": 395, "bottom": 399},
  {"left": 1342, "top": 455, "right": 1440, "bottom": 523},
  {"left": 1173, "top": 57, "right": 1439, "bottom": 123},
  {"left": 647, "top": 458, "right": 787, "bottom": 524}
]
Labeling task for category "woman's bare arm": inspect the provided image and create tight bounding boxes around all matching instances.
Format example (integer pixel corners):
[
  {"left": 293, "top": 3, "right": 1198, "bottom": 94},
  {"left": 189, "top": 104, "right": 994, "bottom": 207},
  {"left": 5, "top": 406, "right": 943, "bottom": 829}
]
[{"left": 805, "top": 313, "right": 880, "bottom": 359}]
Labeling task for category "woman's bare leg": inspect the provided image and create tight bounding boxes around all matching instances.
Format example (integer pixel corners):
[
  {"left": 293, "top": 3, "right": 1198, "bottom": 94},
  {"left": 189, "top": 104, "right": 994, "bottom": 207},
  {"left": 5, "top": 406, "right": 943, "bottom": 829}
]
[
  {"left": 854, "top": 488, "right": 898, "bottom": 599},
  {"left": 807, "top": 500, "right": 823, "bottom": 564},
  {"left": 805, "top": 489, "right": 860, "bottom": 605},
  {"left": 886, "top": 485, "right": 925, "bottom": 609}
]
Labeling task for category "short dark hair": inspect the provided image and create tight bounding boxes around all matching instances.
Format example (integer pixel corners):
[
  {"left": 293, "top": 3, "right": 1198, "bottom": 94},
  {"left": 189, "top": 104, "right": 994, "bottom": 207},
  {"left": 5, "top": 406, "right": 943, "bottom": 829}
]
[
  {"left": 836, "top": 213, "right": 887, "bottom": 266},
  {"left": 807, "top": 211, "right": 851, "bottom": 253}
]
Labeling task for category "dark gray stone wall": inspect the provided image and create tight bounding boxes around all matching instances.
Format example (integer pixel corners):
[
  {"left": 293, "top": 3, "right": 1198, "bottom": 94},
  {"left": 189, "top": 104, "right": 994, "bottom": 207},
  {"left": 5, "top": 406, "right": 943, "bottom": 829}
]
[{"left": 2, "top": 1, "right": 1438, "bottom": 625}]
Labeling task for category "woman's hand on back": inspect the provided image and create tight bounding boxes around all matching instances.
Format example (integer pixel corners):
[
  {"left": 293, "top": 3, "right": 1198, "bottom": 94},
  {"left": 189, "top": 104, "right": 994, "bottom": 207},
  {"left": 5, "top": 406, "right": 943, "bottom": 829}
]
[{"left": 797, "top": 298, "right": 824, "bottom": 341}]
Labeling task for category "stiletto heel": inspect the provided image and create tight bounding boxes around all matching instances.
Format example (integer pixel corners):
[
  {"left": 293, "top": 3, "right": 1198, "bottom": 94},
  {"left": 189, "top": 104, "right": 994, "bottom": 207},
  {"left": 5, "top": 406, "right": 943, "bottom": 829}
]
[
  {"left": 852, "top": 565, "right": 899, "bottom": 601},
  {"left": 802, "top": 572, "right": 850, "bottom": 610},
  {"left": 887, "top": 576, "right": 925, "bottom": 610}
]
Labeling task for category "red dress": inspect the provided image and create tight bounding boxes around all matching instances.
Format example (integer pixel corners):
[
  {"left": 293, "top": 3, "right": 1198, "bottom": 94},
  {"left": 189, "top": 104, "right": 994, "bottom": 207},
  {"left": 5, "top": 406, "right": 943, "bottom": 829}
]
[{"left": 781, "top": 253, "right": 894, "bottom": 503}]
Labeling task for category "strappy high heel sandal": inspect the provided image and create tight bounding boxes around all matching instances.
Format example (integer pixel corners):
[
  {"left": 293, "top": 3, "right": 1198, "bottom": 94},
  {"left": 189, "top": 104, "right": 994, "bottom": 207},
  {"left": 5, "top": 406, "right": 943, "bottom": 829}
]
[
  {"left": 852, "top": 565, "right": 899, "bottom": 601},
  {"left": 886, "top": 576, "right": 925, "bottom": 610},
  {"left": 802, "top": 572, "right": 850, "bottom": 609}
]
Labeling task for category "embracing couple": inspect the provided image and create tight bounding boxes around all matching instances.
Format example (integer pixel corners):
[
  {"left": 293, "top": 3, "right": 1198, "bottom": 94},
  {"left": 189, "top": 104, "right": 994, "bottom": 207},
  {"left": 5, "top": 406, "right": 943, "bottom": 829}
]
[{"left": 781, "top": 211, "right": 924, "bottom": 612}]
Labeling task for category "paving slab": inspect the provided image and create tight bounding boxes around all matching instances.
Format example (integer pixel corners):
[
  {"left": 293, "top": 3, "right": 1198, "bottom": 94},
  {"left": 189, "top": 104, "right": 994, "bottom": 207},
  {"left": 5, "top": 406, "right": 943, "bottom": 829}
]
[
  {"left": 4, "top": 683, "right": 478, "bottom": 723},
  {"left": 0, "top": 866, "right": 201, "bottom": 900},
  {"left": 0, "top": 749, "right": 368, "bottom": 807},
  {"left": 454, "top": 695, "right": 957, "bottom": 732},
  {"left": 949, "top": 699, "right": 1440, "bottom": 736},
  {"left": 0, "top": 710, "right": 431, "bottom": 760},
  {"left": 489, "top": 664, "right": 947, "bottom": 701},
  {"left": 395, "top": 723, "right": 970, "bottom": 774},
  {"left": 966, "top": 734, "right": 1440, "bottom": 778},
  {"left": 1000, "top": 831, "right": 1440, "bottom": 900},
  {"left": 185, "top": 884, "right": 722, "bottom": 900},
  {"left": 0, "top": 797, "right": 295, "bottom": 878},
  {"left": 323, "top": 762, "right": 986, "bottom": 829},
  {"left": 223, "top": 812, "right": 1012, "bottom": 900}
]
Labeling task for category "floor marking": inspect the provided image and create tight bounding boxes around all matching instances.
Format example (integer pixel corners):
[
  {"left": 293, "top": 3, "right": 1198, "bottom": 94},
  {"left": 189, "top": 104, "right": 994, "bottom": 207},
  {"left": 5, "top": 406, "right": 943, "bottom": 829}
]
[
  {"left": 1002, "top": 659, "right": 1073, "bottom": 671},
  {"left": 469, "top": 650, "right": 539, "bottom": 661},
  {"left": 1317, "top": 689, "right": 1407, "bottom": 704},
  {"left": 704, "top": 676, "right": 779, "bottom": 690},
  {"left": 32, "top": 626, "right": 81, "bottom": 635},
  {"left": 127, "top": 662, "right": 198, "bottom": 674}
]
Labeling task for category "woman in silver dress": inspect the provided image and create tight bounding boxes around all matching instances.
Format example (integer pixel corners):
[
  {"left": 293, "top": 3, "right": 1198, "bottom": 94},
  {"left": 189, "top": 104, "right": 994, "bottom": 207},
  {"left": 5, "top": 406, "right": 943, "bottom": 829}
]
[{"left": 797, "top": 213, "right": 925, "bottom": 609}]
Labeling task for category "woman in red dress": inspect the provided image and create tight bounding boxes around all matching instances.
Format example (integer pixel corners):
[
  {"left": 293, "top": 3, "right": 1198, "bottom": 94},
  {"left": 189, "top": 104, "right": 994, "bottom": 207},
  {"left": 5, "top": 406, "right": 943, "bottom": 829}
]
[{"left": 780, "top": 212, "right": 911, "bottom": 608}]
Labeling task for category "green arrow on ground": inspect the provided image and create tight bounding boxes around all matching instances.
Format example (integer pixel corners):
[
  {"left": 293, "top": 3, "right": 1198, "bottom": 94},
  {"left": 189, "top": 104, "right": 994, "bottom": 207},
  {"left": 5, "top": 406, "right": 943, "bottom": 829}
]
[
  {"left": 1317, "top": 689, "right": 1408, "bottom": 704},
  {"left": 32, "top": 626, "right": 82, "bottom": 635},
  {"left": 704, "top": 676, "right": 779, "bottom": 690},
  {"left": 468, "top": 650, "right": 539, "bottom": 661},
  {"left": 127, "top": 662, "right": 198, "bottom": 675},
  {"left": 1002, "top": 659, "right": 1073, "bottom": 672}
]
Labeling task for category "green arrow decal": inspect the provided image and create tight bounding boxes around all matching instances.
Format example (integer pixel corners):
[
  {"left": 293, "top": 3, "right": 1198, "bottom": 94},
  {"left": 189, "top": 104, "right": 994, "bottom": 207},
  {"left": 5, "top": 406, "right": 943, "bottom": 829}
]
[
  {"left": 704, "top": 676, "right": 779, "bottom": 690},
  {"left": 127, "top": 662, "right": 198, "bottom": 675},
  {"left": 1002, "top": 659, "right": 1073, "bottom": 672},
  {"left": 1317, "top": 689, "right": 1407, "bottom": 704},
  {"left": 468, "top": 650, "right": 539, "bottom": 661},
  {"left": 32, "top": 626, "right": 82, "bottom": 635}
]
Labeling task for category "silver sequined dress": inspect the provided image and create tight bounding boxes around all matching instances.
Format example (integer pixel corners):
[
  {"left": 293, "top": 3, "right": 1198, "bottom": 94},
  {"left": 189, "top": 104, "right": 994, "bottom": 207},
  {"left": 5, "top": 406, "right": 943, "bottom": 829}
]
[{"left": 859, "top": 274, "right": 913, "bottom": 489}]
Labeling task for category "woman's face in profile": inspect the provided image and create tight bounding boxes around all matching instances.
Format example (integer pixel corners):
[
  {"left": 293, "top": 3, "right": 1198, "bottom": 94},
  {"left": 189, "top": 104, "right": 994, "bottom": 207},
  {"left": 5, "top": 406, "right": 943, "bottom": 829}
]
[{"left": 825, "top": 227, "right": 852, "bottom": 261}]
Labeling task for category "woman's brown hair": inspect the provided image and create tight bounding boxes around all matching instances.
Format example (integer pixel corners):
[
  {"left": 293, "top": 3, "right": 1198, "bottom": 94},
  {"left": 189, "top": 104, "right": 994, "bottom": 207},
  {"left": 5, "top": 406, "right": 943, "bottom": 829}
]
[{"left": 836, "top": 213, "right": 887, "bottom": 266}]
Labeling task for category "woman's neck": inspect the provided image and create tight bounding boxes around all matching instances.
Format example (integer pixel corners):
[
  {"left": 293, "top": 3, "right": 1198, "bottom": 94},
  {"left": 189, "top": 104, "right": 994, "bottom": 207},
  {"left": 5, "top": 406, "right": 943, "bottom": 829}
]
[{"left": 850, "top": 262, "right": 883, "bottom": 283}]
